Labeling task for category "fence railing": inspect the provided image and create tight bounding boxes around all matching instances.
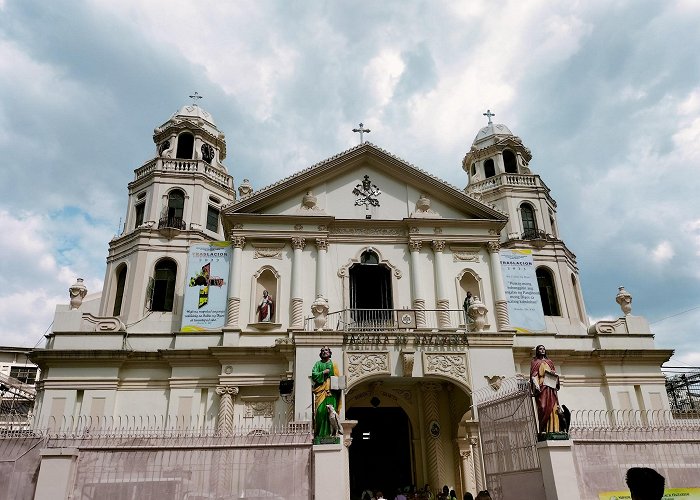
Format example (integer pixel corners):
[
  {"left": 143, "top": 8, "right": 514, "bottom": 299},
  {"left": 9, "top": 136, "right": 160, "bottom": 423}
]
[{"left": 304, "top": 308, "right": 469, "bottom": 332}]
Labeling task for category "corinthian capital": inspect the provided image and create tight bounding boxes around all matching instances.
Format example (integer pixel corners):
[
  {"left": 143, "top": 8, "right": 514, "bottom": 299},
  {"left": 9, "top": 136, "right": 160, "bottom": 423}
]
[
  {"left": 315, "top": 238, "right": 329, "bottom": 251},
  {"left": 291, "top": 237, "right": 306, "bottom": 250},
  {"left": 431, "top": 240, "right": 446, "bottom": 252},
  {"left": 487, "top": 241, "right": 500, "bottom": 253},
  {"left": 408, "top": 240, "right": 422, "bottom": 252},
  {"left": 232, "top": 236, "right": 246, "bottom": 249}
]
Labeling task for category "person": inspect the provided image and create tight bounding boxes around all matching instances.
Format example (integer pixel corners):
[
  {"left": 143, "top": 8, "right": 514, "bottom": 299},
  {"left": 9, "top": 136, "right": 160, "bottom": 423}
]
[
  {"left": 376, "top": 492, "right": 386, "bottom": 500},
  {"left": 395, "top": 487, "right": 407, "bottom": 500},
  {"left": 626, "top": 467, "right": 665, "bottom": 500},
  {"left": 463, "top": 493, "right": 474, "bottom": 500},
  {"left": 449, "top": 490, "right": 458, "bottom": 500},
  {"left": 437, "top": 485, "right": 450, "bottom": 500},
  {"left": 311, "top": 346, "right": 341, "bottom": 438},
  {"left": 257, "top": 289, "right": 274, "bottom": 322},
  {"left": 475, "top": 491, "right": 492, "bottom": 500},
  {"left": 530, "top": 344, "right": 561, "bottom": 434}
]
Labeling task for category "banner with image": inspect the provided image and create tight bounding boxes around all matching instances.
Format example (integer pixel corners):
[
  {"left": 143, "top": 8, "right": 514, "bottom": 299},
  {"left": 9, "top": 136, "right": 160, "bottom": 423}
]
[
  {"left": 181, "top": 242, "right": 231, "bottom": 332},
  {"left": 500, "top": 249, "right": 546, "bottom": 332}
]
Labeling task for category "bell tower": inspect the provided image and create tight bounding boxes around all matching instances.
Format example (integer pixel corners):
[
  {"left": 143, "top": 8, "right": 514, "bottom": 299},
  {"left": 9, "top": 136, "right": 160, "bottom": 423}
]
[
  {"left": 463, "top": 111, "right": 588, "bottom": 333},
  {"left": 98, "top": 98, "right": 236, "bottom": 328}
]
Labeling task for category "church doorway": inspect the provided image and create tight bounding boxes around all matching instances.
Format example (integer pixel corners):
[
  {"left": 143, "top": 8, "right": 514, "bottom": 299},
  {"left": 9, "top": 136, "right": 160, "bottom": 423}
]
[
  {"left": 347, "top": 406, "right": 413, "bottom": 499},
  {"left": 349, "top": 250, "right": 393, "bottom": 328}
]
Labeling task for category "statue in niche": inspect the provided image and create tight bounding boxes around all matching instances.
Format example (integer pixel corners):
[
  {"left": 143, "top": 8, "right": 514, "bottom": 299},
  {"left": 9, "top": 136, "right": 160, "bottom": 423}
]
[{"left": 256, "top": 290, "right": 274, "bottom": 322}]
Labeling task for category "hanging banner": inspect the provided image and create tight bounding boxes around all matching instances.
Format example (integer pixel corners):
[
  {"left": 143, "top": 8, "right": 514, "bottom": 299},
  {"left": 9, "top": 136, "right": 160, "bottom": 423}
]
[
  {"left": 598, "top": 488, "right": 700, "bottom": 500},
  {"left": 181, "top": 242, "right": 231, "bottom": 332},
  {"left": 500, "top": 249, "right": 546, "bottom": 332}
]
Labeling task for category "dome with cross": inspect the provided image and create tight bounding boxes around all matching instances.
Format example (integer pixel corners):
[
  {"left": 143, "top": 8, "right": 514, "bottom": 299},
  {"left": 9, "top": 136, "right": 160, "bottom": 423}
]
[
  {"left": 473, "top": 122, "right": 514, "bottom": 146},
  {"left": 171, "top": 103, "right": 216, "bottom": 127}
]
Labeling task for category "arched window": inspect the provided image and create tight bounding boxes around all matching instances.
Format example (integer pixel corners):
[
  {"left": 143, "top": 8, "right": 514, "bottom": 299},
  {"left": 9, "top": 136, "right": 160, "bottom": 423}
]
[
  {"left": 521, "top": 203, "right": 537, "bottom": 238},
  {"left": 113, "top": 264, "right": 127, "bottom": 316},
  {"left": 484, "top": 159, "right": 496, "bottom": 178},
  {"left": 350, "top": 250, "right": 392, "bottom": 325},
  {"left": 151, "top": 259, "right": 177, "bottom": 312},
  {"left": 166, "top": 189, "right": 185, "bottom": 227},
  {"left": 536, "top": 267, "right": 560, "bottom": 316},
  {"left": 503, "top": 150, "right": 517, "bottom": 173},
  {"left": 176, "top": 132, "right": 194, "bottom": 159}
]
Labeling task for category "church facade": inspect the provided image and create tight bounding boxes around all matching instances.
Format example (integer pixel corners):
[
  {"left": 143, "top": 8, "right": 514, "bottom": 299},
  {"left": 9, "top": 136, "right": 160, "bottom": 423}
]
[{"left": 28, "top": 103, "right": 673, "bottom": 499}]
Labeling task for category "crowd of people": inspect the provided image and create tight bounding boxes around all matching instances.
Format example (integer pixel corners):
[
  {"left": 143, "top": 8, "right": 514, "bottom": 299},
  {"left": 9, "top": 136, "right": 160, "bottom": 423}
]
[{"left": 358, "top": 484, "right": 492, "bottom": 500}]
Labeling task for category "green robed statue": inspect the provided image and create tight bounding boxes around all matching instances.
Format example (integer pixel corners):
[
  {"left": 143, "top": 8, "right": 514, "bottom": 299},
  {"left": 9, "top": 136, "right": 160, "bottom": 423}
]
[{"left": 312, "top": 346, "right": 341, "bottom": 438}]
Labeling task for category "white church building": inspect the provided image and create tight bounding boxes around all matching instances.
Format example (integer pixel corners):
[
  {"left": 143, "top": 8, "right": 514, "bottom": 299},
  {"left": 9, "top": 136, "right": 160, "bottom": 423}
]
[{"left": 20, "top": 102, "right": 692, "bottom": 500}]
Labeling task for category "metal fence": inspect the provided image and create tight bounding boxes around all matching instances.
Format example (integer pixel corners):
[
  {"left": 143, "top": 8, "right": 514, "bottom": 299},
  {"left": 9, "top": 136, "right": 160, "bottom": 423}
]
[
  {"left": 569, "top": 409, "right": 700, "bottom": 500},
  {"left": 305, "top": 308, "right": 469, "bottom": 331},
  {"left": 475, "top": 376, "right": 544, "bottom": 500},
  {"left": 0, "top": 416, "right": 314, "bottom": 500},
  {"left": 666, "top": 371, "right": 700, "bottom": 410}
]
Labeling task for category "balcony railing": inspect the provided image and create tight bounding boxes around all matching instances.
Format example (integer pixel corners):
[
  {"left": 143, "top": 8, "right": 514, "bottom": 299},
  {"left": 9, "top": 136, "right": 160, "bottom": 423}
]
[
  {"left": 134, "top": 158, "right": 233, "bottom": 189},
  {"left": 304, "top": 308, "right": 469, "bottom": 332},
  {"left": 158, "top": 217, "right": 186, "bottom": 230},
  {"left": 468, "top": 173, "right": 548, "bottom": 195}
]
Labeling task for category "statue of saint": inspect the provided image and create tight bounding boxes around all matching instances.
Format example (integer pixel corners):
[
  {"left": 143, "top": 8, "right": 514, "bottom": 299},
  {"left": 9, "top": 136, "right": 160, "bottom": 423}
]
[
  {"left": 311, "top": 346, "right": 341, "bottom": 438},
  {"left": 530, "top": 345, "right": 561, "bottom": 434},
  {"left": 257, "top": 290, "right": 274, "bottom": 322}
]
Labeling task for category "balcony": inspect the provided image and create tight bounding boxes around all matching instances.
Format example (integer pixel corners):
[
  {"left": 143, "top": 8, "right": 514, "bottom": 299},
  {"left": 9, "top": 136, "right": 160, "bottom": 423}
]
[
  {"left": 158, "top": 216, "right": 186, "bottom": 239},
  {"left": 468, "top": 173, "right": 549, "bottom": 196},
  {"left": 134, "top": 158, "right": 234, "bottom": 190},
  {"left": 519, "top": 229, "right": 557, "bottom": 248},
  {"left": 304, "top": 308, "right": 469, "bottom": 332}
]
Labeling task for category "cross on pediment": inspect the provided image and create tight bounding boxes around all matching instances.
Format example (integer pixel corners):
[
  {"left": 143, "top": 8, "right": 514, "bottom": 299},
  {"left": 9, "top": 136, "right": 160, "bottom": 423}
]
[
  {"left": 189, "top": 92, "right": 203, "bottom": 105},
  {"left": 352, "top": 123, "right": 371, "bottom": 144}
]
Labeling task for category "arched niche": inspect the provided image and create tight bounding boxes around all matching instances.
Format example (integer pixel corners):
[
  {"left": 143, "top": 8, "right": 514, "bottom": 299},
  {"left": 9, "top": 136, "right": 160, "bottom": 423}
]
[{"left": 250, "top": 266, "right": 281, "bottom": 326}]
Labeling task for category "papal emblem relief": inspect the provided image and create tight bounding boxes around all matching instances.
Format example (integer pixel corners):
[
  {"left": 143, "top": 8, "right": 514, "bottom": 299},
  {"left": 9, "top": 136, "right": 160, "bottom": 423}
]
[{"left": 353, "top": 175, "right": 381, "bottom": 209}]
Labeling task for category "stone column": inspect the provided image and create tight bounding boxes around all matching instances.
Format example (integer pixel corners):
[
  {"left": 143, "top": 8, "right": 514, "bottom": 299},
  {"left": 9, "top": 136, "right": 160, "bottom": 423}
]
[
  {"left": 290, "top": 237, "right": 306, "bottom": 329},
  {"left": 226, "top": 236, "right": 245, "bottom": 327},
  {"left": 431, "top": 240, "right": 450, "bottom": 328},
  {"left": 312, "top": 239, "right": 330, "bottom": 330},
  {"left": 487, "top": 241, "right": 510, "bottom": 331},
  {"left": 471, "top": 436, "right": 484, "bottom": 492},
  {"left": 216, "top": 385, "right": 239, "bottom": 435},
  {"left": 409, "top": 240, "right": 426, "bottom": 327},
  {"left": 422, "top": 382, "right": 445, "bottom": 489},
  {"left": 315, "top": 238, "right": 328, "bottom": 299},
  {"left": 459, "top": 448, "right": 476, "bottom": 497}
]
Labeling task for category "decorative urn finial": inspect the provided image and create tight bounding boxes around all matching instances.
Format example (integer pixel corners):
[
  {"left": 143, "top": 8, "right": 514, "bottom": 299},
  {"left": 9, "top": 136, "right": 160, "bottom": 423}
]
[
  {"left": 615, "top": 286, "right": 632, "bottom": 316},
  {"left": 467, "top": 296, "right": 489, "bottom": 332},
  {"left": 69, "top": 278, "right": 88, "bottom": 310}
]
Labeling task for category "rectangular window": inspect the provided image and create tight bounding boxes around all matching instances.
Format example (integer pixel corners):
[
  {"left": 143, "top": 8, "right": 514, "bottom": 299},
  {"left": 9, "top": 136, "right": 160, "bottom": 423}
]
[
  {"left": 206, "top": 206, "right": 219, "bottom": 232},
  {"left": 9, "top": 366, "right": 38, "bottom": 384},
  {"left": 134, "top": 202, "right": 145, "bottom": 228}
]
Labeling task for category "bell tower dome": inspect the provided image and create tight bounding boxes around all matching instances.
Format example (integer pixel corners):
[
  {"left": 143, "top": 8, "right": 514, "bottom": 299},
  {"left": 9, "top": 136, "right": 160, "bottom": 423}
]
[
  {"left": 98, "top": 97, "right": 236, "bottom": 327},
  {"left": 463, "top": 111, "right": 588, "bottom": 333}
]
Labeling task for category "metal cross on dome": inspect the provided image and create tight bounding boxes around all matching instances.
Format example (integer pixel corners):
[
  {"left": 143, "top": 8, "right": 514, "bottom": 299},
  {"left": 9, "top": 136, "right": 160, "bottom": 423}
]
[
  {"left": 352, "top": 123, "right": 371, "bottom": 144},
  {"left": 189, "top": 92, "right": 203, "bottom": 105},
  {"left": 483, "top": 109, "right": 495, "bottom": 125}
]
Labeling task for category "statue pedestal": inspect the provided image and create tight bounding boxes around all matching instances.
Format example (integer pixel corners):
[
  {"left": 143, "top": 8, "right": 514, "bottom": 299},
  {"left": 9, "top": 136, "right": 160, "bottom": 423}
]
[
  {"left": 536, "top": 439, "right": 581, "bottom": 500},
  {"left": 313, "top": 442, "right": 347, "bottom": 500}
]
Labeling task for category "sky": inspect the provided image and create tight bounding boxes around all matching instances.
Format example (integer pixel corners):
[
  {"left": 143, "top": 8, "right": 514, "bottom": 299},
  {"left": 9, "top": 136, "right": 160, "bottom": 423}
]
[{"left": 0, "top": 0, "right": 698, "bottom": 366}]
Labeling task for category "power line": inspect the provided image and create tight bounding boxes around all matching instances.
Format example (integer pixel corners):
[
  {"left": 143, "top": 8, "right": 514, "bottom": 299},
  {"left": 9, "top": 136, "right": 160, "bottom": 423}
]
[{"left": 651, "top": 305, "right": 700, "bottom": 325}]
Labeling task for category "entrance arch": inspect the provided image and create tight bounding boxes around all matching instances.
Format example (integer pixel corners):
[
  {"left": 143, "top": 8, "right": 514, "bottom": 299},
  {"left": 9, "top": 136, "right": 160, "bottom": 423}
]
[{"left": 345, "top": 377, "right": 475, "bottom": 499}]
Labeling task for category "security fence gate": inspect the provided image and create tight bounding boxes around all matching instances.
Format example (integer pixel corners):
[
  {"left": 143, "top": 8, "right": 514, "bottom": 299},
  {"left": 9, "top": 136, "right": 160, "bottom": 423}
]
[{"left": 476, "top": 376, "right": 545, "bottom": 500}]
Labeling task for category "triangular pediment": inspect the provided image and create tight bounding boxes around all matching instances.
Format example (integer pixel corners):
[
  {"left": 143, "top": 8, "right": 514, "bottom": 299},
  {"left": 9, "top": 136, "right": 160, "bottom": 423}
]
[{"left": 223, "top": 143, "right": 507, "bottom": 223}]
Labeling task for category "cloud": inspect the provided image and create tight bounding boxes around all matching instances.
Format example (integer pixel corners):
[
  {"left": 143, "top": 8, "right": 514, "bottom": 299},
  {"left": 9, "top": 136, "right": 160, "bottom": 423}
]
[{"left": 651, "top": 241, "right": 674, "bottom": 263}]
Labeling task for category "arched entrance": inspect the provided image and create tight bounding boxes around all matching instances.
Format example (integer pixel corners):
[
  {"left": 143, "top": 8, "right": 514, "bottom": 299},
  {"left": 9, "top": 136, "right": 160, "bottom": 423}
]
[
  {"left": 347, "top": 406, "right": 412, "bottom": 499},
  {"left": 345, "top": 377, "right": 476, "bottom": 500}
]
